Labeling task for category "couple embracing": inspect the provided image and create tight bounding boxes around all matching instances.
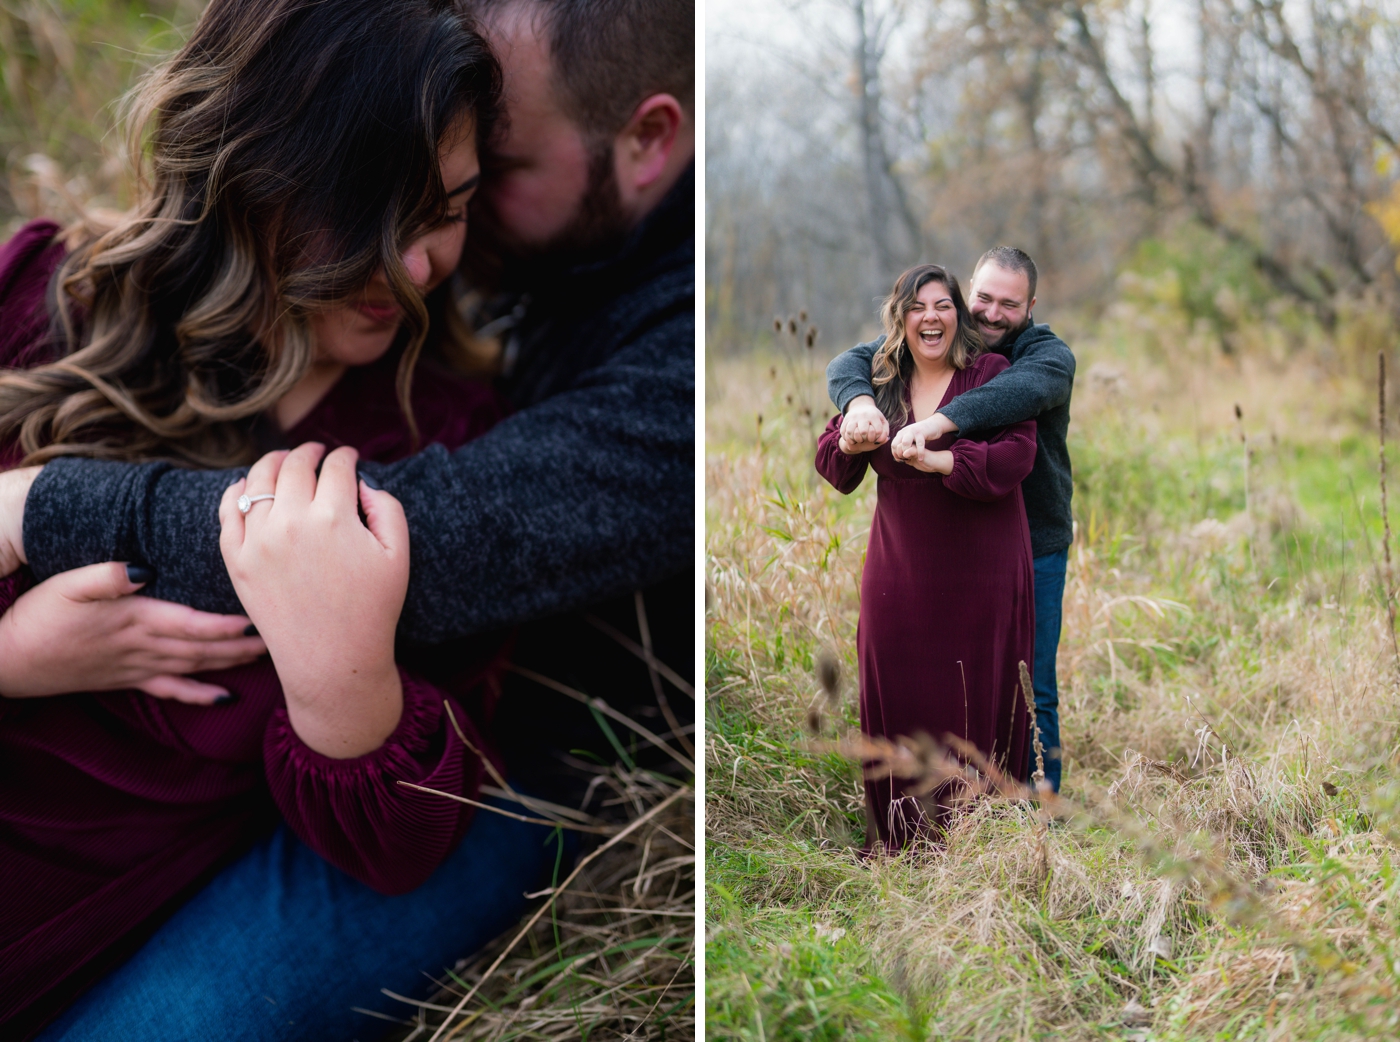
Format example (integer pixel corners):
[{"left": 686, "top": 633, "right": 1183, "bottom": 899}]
[
  {"left": 0, "top": 0, "right": 693, "bottom": 1036},
  {"left": 815, "top": 249, "right": 1075, "bottom": 851}
]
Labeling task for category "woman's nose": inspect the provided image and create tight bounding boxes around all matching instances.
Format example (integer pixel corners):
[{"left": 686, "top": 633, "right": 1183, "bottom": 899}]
[{"left": 401, "top": 239, "right": 432, "bottom": 288}]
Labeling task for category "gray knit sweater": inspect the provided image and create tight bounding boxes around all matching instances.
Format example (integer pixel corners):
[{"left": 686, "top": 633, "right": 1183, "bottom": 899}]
[
  {"left": 825, "top": 321, "right": 1075, "bottom": 557},
  {"left": 24, "top": 170, "right": 695, "bottom": 645}
]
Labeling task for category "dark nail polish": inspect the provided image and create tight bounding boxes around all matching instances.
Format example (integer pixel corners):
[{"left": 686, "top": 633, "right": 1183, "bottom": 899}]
[
  {"left": 359, "top": 471, "right": 382, "bottom": 491},
  {"left": 243, "top": 624, "right": 259, "bottom": 637},
  {"left": 214, "top": 692, "right": 238, "bottom": 706},
  {"left": 126, "top": 564, "right": 155, "bottom": 584}
]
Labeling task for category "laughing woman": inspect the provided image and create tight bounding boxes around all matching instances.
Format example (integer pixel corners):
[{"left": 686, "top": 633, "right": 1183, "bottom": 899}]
[
  {"left": 0, "top": 1, "right": 558, "bottom": 1037},
  {"left": 815, "top": 264, "right": 1037, "bottom": 851}
]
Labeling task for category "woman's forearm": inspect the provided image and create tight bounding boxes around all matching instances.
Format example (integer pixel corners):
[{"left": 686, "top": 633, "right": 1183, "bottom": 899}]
[{"left": 280, "top": 659, "right": 404, "bottom": 758}]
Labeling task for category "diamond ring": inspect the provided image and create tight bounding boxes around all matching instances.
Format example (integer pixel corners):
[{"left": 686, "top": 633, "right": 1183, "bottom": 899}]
[{"left": 237, "top": 493, "right": 275, "bottom": 515}]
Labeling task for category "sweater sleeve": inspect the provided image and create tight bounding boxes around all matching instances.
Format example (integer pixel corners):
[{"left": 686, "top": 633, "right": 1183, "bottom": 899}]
[
  {"left": 943, "top": 418, "right": 1038, "bottom": 502},
  {"left": 23, "top": 316, "right": 693, "bottom": 643},
  {"left": 814, "top": 413, "right": 872, "bottom": 494},
  {"left": 825, "top": 337, "right": 882, "bottom": 413},
  {"left": 938, "top": 328, "right": 1075, "bottom": 435},
  {"left": 262, "top": 666, "right": 490, "bottom": 895}
]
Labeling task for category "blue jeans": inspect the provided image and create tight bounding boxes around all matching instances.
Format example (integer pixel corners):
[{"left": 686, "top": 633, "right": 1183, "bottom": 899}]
[
  {"left": 1031, "top": 549, "right": 1068, "bottom": 792},
  {"left": 41, "top": 798, "right": 563, "bottom": 1042}
]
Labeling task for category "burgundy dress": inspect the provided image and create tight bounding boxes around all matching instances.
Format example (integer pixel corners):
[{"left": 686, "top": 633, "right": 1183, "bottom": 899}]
[
  {"left": 815, "top": 352, "right": 1037, "bottom": 849},
  {"left": 0, "top": 220, "right": 511, "bottom": 1033}
]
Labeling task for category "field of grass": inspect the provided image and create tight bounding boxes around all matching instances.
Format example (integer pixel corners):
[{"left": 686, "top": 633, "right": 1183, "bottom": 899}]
[{"left": 704, "top": 293, "right": 1400, "bottom": 1040}]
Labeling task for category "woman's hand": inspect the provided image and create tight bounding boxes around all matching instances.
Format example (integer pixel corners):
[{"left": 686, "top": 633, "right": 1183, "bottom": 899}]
[
  {"left": 890, "top": 412, "right": 957, "bottom": 464},
  {"left": 219, "top": 443, "right": 409, "bottom": 759},
  {"left": 838, "top": 396, "right": 889, "bottom": 454},
  {"left": 0, "top": 466, "right": 40, "bottom": 577},
  {"left": 0, "top": 562, "right": 267, "bottom": 703}
]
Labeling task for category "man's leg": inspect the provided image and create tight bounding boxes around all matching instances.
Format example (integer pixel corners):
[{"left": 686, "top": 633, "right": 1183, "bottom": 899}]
[
  {"left": 42, "top": 797, "right": 561, "bottom": 1042},
  {"left": 1031, "top": 549, "right": 1069, "bottom": 792}
]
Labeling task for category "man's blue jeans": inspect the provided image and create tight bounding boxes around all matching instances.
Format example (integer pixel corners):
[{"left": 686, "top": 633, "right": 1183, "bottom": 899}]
[
  {"left": 1032, "top": 549, "right": 1068, "bottom": 792},
  {"left": 41, "top": 797, "right": 561, "bottom": 1042}
]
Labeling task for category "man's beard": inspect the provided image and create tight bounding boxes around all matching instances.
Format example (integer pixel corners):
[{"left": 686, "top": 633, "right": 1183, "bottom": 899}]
[
  {"left": 976, "top": 314, "right": 1031, "bottom": 350},
  {"left": 465, "top": 144, "right": 630, "bottom": 290},
  {"left": 536, "top": 143, "right": 629, "bottom": 261}
]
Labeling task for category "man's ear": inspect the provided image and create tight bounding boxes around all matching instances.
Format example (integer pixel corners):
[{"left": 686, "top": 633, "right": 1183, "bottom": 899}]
[{"left": 614, "top": 93, "right": 684, "bottom": 200}]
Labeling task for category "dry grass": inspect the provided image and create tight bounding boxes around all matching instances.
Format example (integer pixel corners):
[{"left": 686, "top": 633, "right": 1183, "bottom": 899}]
[
  {"left": 705, "top": 298, "right": 1400, "bottom": 1040},
  {"left": 377, "top": 765, "right": 695, "bottom": 1042}
]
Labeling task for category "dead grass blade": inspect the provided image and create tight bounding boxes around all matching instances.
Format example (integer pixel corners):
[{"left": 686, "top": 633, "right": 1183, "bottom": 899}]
[
  {"left": 425, "top": 785, "right": 692, "bottom": 1042},
  {"left": 506, "top": 664, "right": 696, "bottom": 774}
]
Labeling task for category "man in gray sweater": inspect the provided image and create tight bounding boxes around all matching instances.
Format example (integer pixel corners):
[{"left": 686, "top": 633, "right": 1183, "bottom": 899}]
[
  {"left": 0, "top": 0, "right": 695, "bottom": 787},
  {"left": 828, "top": 247, "right": 1075, "bottom": 791}
]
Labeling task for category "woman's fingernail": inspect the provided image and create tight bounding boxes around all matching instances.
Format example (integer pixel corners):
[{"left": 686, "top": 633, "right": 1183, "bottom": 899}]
[
  {"left": 126, "top": 564, "right": 155, "bottom": 584},
  {"left": 359, "top": 472, "right": 382, "bottom": 491},
  {"left": 214, "top": 692, "right": 238, "bottom": 706},
  {"left": 243, "top": 624, "right": 259, "bottom": 637}
]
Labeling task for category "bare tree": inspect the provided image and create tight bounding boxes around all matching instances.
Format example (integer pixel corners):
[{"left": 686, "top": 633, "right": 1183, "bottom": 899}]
[{"left": 707, "top": 0, "right": 1400, "bottom": 352}]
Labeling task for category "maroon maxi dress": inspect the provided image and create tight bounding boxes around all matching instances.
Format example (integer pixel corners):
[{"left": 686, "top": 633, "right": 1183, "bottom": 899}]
[{"left": 815, "top": 352, "right": 1037, "bottom": 849}]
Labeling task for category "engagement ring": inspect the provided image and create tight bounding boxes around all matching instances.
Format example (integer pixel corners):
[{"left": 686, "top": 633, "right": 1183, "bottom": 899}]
[{"left": 237, "top": 493, "right": 275, "bottom": 515}]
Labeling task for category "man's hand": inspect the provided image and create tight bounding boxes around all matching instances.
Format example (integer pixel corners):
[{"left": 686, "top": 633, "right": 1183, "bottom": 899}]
[
  {"left": 890, "top": 412, "right": 959, "bottom": 464},
  {"left": 220, "top": 444, "right": 409, "bottom": 759},
  {"left": 900, "top": 448, "right": 955, "bottom": 475},
  {"left": 0, "top": 466, "right": 39, "bottom": 577},
  {"left": 0, "top": 562, "right": 266, "bottom": 702},
  {"left": 838, "top": 396, "right": 889, "bottom": 455}
]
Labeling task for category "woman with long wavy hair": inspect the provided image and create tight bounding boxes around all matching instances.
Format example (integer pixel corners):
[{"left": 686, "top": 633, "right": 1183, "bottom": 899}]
[
  {"left": 815, "top": 263, "right": 1038, "bottom": 851},
  {"left": 0, "top": 1, "right": 559, "bottom": 1037}
]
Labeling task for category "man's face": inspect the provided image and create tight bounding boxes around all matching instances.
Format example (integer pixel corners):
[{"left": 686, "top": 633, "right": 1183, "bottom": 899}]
[
  {"left": 968, "top": 263, "right": 1034, "bottom": 349},
  {"left": 474, "top": 3, "right": 625, "bottom": 261}
]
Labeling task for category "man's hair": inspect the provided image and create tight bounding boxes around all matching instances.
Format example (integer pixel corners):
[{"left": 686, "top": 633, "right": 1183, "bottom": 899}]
[
  {"left": 973, "top": 246, "right": 1038, "bottom": 302},
  {"left": 478, "top": 0, "right": 693, "bottom": 139}
]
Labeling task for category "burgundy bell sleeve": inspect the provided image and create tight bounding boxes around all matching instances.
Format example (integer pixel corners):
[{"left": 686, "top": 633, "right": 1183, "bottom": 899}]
[
  {"left": 943, "top": 418, "right": 1038, "bottom": 502},
  {"left": 815, "top": 414, "right": 873, "bottom": 494},
  {"left": 262, "top": 667, "right": 493, "bottom": 895}
]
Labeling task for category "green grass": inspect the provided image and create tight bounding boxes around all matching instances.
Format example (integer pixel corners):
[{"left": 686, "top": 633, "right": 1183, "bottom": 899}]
[{"left": 1, "top": 0, "right": 190, "bottom": 229}]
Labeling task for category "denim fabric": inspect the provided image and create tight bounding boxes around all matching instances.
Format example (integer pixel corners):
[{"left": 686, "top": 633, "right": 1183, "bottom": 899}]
[
  {"left": 40, "top": 799, "right": 563, "bottom": 1042},
  {"left": 1031, "top": 549, "right": 1069, "bottom": 792}
]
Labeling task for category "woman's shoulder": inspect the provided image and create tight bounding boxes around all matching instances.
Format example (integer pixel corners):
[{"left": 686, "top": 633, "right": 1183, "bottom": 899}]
[
  {"left": 0, "top": 219, "right": 63, "bottom": 287},
  {"left": 966, "top": 351, "right": 1010, "bottom": 382},
  {"left": 0, "top": 219, "right": 66, "bottom": 363}
]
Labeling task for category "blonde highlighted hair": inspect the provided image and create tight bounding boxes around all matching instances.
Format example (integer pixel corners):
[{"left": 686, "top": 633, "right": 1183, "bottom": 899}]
[
  {"left": 870, "top": 263, "right": 982, "bottom": 426},
  {"left": 0, "top": 0, "right": 500, "bottom": 466}
]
